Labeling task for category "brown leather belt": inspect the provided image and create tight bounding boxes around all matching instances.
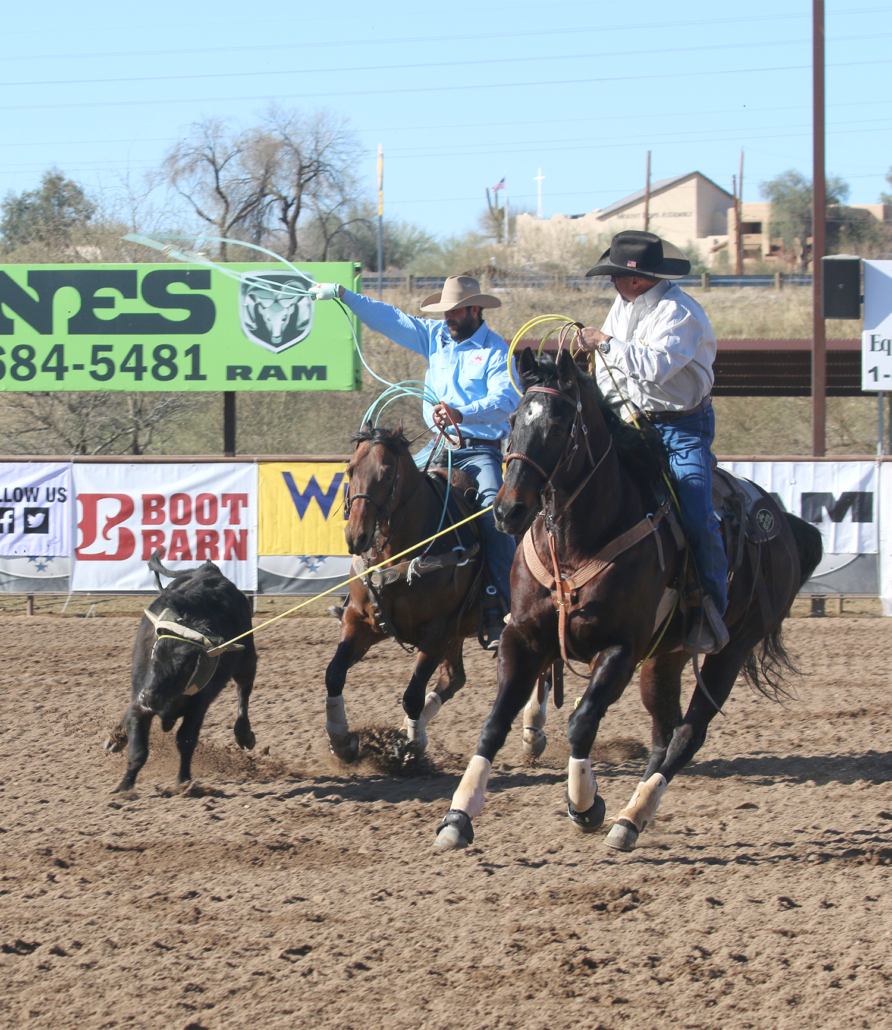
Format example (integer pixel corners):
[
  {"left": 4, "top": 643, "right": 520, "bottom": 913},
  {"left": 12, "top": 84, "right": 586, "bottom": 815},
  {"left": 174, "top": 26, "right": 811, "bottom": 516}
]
[{"left": 627, "top": 395, "right": 712, "bottom": 424}]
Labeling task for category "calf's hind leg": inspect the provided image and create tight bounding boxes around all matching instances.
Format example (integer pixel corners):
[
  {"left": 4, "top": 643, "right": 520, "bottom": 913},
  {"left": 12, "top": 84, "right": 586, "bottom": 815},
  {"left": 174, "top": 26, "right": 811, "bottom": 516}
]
[{"left": 233, "top": 652, "right": 258, "bottom": 751}]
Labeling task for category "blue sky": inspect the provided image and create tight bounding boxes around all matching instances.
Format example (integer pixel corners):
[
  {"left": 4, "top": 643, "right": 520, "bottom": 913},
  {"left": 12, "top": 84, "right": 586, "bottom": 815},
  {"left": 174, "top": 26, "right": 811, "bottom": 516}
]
[{"left": 1, "top": 0, "right": 890, "bottom": 239}]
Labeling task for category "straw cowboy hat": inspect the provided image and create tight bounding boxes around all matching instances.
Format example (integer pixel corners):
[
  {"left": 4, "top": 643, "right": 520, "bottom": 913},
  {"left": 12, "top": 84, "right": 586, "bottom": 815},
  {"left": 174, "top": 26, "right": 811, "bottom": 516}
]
[
  {"left": 585, "top": 230, "right": 691, "bottom": 280},
  {"left": 419, "top": 274, "right": 501, "bottom": 313}
]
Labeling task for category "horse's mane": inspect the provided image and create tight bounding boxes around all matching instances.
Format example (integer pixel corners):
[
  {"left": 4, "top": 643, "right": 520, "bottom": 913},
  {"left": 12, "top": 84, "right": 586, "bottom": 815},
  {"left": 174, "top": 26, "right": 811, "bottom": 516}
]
[
  {"left": 521, "top": 353, "right": 673, "bottom": 499},
  {"left": 349, "top": 424, "right": 410, "bottom": 452}
]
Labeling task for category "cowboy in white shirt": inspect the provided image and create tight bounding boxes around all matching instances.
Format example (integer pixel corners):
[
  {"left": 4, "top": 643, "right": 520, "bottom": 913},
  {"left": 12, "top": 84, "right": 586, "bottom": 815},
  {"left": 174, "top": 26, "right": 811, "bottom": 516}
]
[{"left": 581, "top": 230, "right": 729, "bottom": 654}]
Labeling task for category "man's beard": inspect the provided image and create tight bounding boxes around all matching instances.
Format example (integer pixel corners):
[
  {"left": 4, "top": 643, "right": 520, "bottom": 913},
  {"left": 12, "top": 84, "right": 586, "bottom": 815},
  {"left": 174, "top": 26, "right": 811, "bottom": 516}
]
[{"left": 445, "top": 312, "right": 480, "bottom": 341}]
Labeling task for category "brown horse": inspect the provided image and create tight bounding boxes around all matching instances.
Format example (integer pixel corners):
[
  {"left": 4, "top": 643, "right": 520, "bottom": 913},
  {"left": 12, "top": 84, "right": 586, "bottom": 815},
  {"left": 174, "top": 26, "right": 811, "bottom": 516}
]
[
  {"left": 324, "top": 424, "right": 486, "bottom": 761},
  {"left": 435, "top": 349, "right": 823, "bottom": 851}
]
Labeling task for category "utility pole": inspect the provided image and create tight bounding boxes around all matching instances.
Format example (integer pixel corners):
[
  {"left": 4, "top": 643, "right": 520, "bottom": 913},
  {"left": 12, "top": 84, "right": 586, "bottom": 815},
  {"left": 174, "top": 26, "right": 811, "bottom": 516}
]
[
  {"left": 736, "top": 150, "right": 744, "bottom": 275},
  {"left": 812, "top": 0, "right": 826, "bottom": 456},
  {"left": 377, "top": 144, "right": 384, "bottom": 299},
  {"left": 534, "top": 168, "right": 545, "bottom": 219},
  {"left": 643, "top": 151, "right": 651, "bottom": 232},
  {"left": 732, "top": 174, "right": 739, "bottom": 274}
]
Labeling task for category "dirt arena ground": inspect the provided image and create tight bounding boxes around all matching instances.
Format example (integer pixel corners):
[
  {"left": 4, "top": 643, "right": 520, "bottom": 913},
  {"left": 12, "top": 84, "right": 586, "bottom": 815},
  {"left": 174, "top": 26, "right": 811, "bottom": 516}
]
[{"left": 1, "top": 613, "right": 890, "bottom": 1030}]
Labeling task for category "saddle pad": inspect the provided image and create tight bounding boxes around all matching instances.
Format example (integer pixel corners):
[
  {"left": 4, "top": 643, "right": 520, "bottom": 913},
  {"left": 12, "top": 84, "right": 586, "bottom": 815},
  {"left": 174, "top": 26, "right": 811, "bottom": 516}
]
[{"left": 713, "top": 467, "right": 782, "bottom": 542}]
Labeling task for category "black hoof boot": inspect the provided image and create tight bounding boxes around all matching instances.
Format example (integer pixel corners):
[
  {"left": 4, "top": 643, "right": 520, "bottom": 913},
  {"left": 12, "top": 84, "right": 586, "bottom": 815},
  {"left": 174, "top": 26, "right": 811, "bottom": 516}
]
[
  {"left": 567, "top": 794, "right": 606, "bottom": 833},
  {"left": 434, "top": 809, "right": 474, "bottom": 849}
]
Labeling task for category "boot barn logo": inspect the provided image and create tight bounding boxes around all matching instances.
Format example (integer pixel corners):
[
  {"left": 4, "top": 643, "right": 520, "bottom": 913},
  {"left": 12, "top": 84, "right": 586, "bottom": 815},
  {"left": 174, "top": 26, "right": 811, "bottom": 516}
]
[
  {"left": 76, "top": 492, "right": 250, "bottom": 563},
  {"left": 238, "top": 272, "right": 315, "bottom": 354}
]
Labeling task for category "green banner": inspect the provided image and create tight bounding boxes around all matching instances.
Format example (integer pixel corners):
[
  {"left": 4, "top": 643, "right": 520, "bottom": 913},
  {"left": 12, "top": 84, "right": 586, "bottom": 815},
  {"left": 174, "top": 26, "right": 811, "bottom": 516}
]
[{"left": 0, "top": 262, "right": 362, "bottom": 391}]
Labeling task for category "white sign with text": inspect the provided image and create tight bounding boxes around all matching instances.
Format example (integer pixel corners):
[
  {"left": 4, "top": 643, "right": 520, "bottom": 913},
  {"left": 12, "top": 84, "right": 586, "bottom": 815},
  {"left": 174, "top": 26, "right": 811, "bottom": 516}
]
[
  {"left": 71, "top": 463, "right": 258, "bottom": 592},
  {"left": 862, "top": 260, "right": 892, "bottom": 390}
]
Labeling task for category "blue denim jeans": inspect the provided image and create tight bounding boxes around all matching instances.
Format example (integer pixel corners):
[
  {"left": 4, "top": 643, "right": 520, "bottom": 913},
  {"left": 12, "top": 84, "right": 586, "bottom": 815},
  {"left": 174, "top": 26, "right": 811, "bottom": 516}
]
[
  {"left": 654, "top": 408, "right": 728, "bottom": 614},
  {"left": 415, "top": 443, "right": 515, "bottom": 606}
]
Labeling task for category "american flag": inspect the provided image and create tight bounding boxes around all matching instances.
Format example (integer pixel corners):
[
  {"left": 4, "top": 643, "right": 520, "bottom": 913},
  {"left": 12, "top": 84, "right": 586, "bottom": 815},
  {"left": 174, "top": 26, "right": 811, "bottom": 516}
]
[{"left": 491, "top": 177, "right": 506, "bottom": 193}]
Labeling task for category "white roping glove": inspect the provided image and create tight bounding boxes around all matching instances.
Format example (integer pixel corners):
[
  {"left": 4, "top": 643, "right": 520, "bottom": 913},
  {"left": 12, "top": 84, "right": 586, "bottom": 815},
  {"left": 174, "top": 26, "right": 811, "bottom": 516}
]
[{"left": 308, "top": 282, "right": 343, "bottom": 301}]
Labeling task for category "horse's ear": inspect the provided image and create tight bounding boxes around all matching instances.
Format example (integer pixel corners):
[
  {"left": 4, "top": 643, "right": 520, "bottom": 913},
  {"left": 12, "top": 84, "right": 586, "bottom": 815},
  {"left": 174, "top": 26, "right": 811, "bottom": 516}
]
[
  {"left": 517, "top": 347, "right": 537, "bottom": 386},
  {"left": 556, "top": 348, "right": 578, "bottom": 389}
]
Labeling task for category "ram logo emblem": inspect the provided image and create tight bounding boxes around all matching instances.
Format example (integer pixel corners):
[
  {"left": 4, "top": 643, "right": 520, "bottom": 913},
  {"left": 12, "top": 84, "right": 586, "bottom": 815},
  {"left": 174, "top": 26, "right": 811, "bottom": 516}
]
[{"left": 239, "top": 272, "right": 314, "bottom": 354}]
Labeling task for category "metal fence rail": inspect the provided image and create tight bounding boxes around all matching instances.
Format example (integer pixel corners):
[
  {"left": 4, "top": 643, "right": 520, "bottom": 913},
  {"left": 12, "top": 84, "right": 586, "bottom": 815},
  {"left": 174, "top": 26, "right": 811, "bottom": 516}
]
[{"left": 361, "top": 273, "right": 812, "bottom": 291}]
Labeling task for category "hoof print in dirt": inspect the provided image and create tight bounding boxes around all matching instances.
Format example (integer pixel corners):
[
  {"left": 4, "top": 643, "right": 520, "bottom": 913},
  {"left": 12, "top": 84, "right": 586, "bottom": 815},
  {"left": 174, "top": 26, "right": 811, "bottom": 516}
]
[{"left": 435, "top": 809, "right": 474, "bottom": 850}]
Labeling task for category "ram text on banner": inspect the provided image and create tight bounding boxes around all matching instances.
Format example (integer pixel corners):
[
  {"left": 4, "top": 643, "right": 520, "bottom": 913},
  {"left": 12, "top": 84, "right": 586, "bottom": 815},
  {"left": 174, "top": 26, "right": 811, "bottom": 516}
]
[
  {"left": 0, "top": 462, "right": 71, "bottom": 556},
  {"left": 721, "top": 461, "right": 878, "bottom": 554},
  {"left": 258, "top": 462, "right": 349, "bottom": 556},
  {"left": 72, "top": 463, "right": 258, "bottom": 591}
]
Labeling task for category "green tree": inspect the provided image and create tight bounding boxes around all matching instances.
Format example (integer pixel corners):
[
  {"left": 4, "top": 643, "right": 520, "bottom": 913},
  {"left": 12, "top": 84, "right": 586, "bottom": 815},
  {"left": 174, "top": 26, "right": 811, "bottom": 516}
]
[
  {"left": 0, "top": 168, "right": 96, "bottom": 252},
  {"left": 758, "top": 169, "right": 849, "bottom": 269},
  {"left": 316, "top": 201, "right": 437, "bottom": 271}
]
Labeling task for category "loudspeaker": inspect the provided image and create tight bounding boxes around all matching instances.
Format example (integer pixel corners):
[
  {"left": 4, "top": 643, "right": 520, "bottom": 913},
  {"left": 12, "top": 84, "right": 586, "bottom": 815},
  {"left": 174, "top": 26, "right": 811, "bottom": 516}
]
[{"left": 822, "top": 256, "right": 861, "bottom": 319}]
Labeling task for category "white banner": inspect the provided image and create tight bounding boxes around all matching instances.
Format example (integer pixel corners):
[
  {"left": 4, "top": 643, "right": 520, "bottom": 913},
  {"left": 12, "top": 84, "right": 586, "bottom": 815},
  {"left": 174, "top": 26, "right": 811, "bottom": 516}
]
[
  {"left": 72, "top": 464, "right": 258, "bottom": 591},
  {"left": 861, "top": 260, "right": 892, "bottom": 389},
  {"left": 721, "top": 461, "right": 878, "bottom": 555},
  {"left": 0, "top": 462, "right": 71, "bottom": 557}
]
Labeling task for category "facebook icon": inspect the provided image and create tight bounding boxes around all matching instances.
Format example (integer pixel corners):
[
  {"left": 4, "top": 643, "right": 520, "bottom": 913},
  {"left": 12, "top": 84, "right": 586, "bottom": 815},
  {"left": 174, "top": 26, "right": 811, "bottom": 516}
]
[{"left": 0, "top": 508, "right": 14, "bottom": 534}]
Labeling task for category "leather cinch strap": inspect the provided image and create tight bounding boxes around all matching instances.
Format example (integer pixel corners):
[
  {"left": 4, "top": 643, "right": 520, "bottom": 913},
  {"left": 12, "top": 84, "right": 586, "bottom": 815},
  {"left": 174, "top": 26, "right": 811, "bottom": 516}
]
[{"left": 522, "top": 502, "right": 672, "bottom": 676}]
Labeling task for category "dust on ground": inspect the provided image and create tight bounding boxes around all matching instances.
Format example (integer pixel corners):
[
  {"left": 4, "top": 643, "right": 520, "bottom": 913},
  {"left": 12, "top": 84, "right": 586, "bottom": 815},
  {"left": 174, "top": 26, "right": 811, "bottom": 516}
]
[{"left": 1, "top": 614, "right": 890, "bottom": 1030}]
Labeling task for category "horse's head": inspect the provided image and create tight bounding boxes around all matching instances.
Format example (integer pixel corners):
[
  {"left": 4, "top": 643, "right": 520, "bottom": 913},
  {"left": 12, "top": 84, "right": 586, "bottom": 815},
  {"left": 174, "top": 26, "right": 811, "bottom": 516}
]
[
  {"left": 345, "top": 422, "right": 413, "bottom": 554},
  {"left": 495, "top": 348, "right": 598, "bottom": 536}
]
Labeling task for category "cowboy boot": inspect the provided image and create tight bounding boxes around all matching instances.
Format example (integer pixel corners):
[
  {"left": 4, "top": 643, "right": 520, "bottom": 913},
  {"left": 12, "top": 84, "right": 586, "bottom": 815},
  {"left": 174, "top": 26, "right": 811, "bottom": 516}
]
[{"left": 683, "top": 594, "right": 729, "bottom": 655}]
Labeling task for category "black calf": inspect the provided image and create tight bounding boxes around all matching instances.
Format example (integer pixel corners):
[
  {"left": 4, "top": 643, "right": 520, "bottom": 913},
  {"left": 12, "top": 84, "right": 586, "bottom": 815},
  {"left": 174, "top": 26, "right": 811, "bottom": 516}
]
[{"left": 105, "top": 554, "right": 257, "bottom": 791}]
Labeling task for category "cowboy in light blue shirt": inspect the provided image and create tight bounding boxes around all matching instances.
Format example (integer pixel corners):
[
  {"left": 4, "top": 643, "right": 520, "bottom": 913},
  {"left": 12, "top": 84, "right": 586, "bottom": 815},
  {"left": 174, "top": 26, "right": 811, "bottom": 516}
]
[{"left": 312, "top": 274, "right": 518, "bottom": 649}]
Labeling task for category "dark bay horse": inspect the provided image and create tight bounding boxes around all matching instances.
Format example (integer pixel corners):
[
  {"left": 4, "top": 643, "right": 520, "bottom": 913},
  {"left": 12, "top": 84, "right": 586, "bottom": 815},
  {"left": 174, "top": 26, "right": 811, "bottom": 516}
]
[
  {"left": 324, "top": 425, "right": 486, "bottom": 761},
  {"left": 435, "top": 349, "right": 822, "bottom": 851}
]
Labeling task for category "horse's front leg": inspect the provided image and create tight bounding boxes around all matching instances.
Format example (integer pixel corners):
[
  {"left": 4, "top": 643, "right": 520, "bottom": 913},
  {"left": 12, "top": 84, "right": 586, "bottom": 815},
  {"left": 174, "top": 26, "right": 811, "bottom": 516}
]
[
  {"left": 435, "top": 625, "right": 543, "bottom": 850},
  {"left": 324, "top": 605, "right": 381, "bottom": 762},
  {"left": 401, "top": 649, "right": 444, "bottom": 752},
  {"left": 565, "top": 643, "right": 638, "bottom": 834}
]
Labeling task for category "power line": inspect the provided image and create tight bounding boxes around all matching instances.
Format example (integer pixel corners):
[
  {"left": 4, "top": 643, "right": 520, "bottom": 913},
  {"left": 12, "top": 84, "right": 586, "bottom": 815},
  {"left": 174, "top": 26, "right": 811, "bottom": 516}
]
[
  {"left": 5, "top": 34, "right": 891, "bottom": 90},
  {"left": 0, "top": 58, "right": 889, "bottom": 114},
  {"left": 4, "top": 9, "right": 885, "bottom": 65}
]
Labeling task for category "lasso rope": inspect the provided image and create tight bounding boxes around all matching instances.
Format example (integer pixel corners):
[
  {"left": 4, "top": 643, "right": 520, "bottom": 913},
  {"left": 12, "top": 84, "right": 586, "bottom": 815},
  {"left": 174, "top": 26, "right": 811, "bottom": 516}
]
[{"left": 205, "top": 503, "right": 491, "bottom": 656}]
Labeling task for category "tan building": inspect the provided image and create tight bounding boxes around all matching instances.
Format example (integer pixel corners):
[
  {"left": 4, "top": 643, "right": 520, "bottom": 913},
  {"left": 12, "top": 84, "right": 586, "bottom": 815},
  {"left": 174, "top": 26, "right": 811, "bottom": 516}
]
[
  {"left": 515, "top": 171, "right": 734, "bottom": 269},
  {"left": 729, "top": 201, "right": 890, "bottom": 268}
]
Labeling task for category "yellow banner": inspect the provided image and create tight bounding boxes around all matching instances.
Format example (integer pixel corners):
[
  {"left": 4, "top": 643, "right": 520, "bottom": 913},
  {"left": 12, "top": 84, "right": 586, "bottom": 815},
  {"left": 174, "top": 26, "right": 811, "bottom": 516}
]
[{"left": 259, "top": 462, "right": 349, "bottom": 555}]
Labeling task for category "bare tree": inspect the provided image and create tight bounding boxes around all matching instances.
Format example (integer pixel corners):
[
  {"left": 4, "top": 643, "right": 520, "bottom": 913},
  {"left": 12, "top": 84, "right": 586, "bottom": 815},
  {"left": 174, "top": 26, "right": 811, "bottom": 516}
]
[
  {"left": 263, "top": 107, "right": 362, "bottom": 260},
  {"left": 0, "top": 391, "right": 205, "bottom": 455},
  {"left": 162, "top": 119, "right": 277, "bottom": 260}
]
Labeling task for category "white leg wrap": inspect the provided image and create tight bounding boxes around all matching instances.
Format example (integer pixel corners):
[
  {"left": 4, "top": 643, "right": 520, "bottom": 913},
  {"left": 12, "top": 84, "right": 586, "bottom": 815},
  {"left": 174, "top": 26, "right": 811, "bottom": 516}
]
[
  {"left": 405, "top": 717, "right": 428, "bottom": 750},
  {"left": 421, "top": 691, "right": 443, "bottom": 725},
  {"left": 522, "top": 693, "right": 547, "bottom": 732},
  {"left": 616, "top": 772, "right": 667, "bottom": 833},
  {"left": 567, "top": 757, "right": 598, "bottom": 813},
  {"left": 451, "top": 755, "right": 492, "bottom": 819},
  {"left": 325, "top": 695, "right": 350, "bottom": 737}
]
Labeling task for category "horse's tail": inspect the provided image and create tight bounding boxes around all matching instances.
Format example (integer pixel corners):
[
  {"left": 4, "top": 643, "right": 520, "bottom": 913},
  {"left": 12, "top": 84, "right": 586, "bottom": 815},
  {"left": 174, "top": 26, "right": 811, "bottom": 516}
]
[
  {"left": 783, "top": 511, "right": 824, "bottom": 588},
  {"left": 739, "top": 513, "right": 822, "bottom": 701}
]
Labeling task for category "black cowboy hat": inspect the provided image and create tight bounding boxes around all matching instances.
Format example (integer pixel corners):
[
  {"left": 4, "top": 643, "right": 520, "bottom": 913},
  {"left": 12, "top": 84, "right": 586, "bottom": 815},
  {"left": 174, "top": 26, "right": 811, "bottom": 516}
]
[{"left": 585, "top": 230, "right": 691, "bottom": 280}]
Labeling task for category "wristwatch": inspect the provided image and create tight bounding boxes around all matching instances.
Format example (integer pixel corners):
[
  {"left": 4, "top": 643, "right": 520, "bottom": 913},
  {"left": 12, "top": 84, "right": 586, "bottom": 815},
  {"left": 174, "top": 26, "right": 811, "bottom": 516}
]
[{"left": 598, "top": 337, "right": 612, "bottom": 355}]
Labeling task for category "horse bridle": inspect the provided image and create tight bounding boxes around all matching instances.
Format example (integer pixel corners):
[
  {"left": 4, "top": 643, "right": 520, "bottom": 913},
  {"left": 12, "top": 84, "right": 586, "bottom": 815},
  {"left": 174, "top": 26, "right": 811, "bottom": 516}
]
[
  {"left": 504, "top": 383, "right": 612, "bottom": 522},
  {"left": 345, "top": 442, "right": 402, "bottom": 521}
]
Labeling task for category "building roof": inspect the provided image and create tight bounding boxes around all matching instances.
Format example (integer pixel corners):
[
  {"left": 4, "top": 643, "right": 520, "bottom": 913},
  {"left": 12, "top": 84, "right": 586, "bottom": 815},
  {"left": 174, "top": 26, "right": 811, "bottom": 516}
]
[{"left": 596, "top": 171, "right": 733, "bottom": 220}]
